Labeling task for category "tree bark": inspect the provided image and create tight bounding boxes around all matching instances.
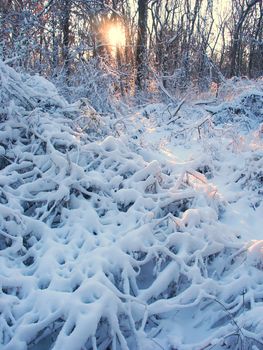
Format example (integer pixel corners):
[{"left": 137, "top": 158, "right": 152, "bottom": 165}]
[
  {"left": 61, "top": 0, "right": 71, "bottom": 78},
  {"left": 230, "top": 0, "right": 260, "bottom": 77},
  {"left": 135, "top": 0, "right": 148, "bottom": 90}
]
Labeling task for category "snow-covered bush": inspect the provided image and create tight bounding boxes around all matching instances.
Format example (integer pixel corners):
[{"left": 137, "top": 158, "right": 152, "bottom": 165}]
[
  {"left": 206, "top": 85, "right": 263, "bottom": 131},
  {"left": 247, "top": 240, "right": 263, "bottom": 270},
  {"left": 1, "top": 62, "right": 263, "bottom": 350},
  {"left": 51, "top": 58, "right": 121, "bottom": 114}
]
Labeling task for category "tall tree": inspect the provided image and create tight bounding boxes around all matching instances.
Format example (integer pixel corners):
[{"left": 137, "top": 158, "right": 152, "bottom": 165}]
[
  {"left": 135, "top": 0, "right": 148, "bottom": 90},
  {"left": 61, "top": 0, "right": 71, "bottom": 78},
  {"left": 229, "top": 0, "right": 261, "bottom": 77}
]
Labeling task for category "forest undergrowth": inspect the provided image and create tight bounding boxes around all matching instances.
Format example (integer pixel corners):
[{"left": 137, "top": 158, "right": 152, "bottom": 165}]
[{"left": 0, "top": 61, "right": 263, "bottom": 350}]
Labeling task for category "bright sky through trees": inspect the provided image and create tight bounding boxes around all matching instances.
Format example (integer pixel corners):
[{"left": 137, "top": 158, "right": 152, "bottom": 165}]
[
  {"left": 106, "top": 22, "right": 126, "bottom": 49},
  {"left": 103, "top": 0, "right": 230, "bottom": 56}
]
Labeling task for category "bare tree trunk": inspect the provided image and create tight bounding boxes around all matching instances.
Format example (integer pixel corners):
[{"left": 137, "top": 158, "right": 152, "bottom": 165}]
[
  {"left": 135, "top": 0, "right": 148, "bottom": 90},
  {"left": 61, "top": 0, "right": 71, "bottom": 78},
  {"left": 230, "top": 0, "right": 260, "bottom": 77},
  {"left": 248, "top": 2, "right": 262, "bottom": 78},
  {"left": 51, "top": 7, "right": 59, "bottom": 74}
]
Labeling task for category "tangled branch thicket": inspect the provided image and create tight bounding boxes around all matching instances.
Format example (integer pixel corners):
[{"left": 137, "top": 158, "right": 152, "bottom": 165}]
[{"left": 0, "top": 62, "right": 263, "bottom": 350}]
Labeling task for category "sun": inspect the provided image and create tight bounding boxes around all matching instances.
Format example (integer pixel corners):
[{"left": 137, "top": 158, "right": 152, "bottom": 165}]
[{"left": 106, "top": 23, "right": 126, "bottom": 49}]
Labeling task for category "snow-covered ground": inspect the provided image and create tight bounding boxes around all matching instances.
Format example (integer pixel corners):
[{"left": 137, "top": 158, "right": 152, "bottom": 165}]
[{"left": 0, "top": 62, "right": 263, "bottom": 350}]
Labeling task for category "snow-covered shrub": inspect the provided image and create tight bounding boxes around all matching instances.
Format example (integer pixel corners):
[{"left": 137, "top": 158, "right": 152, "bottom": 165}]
[
  {"left": 247, "top": 240, "right": 263, "bottom": 270},
  {"left": 233, "top": 149, "right": 263, "bottom": 208},
  {"left": 0, "top": 60, "right": 69, "bottom": 114},
  {"left": 206, "top": 88, "right": 263, "bottom": 131},
  {"left": 217, "top": 77, "right": 263, "bottom": 102},
  {"left": 52, "top": 58, "right": 120, "bottom": 114},
  {"left": 1, "top": 63, "right": 263, "bottom": 350}
]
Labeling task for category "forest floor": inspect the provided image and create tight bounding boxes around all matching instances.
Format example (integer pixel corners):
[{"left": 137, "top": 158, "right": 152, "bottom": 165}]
[{"left": 0, "top": 62, "right": 263, "bottom": 350}]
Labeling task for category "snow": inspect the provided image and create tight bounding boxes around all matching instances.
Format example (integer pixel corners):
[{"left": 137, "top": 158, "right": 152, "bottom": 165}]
[
  {"left": 247, "top": 241, "right": 263, "bottom": 269},
  {"left": 0, "top": 61, "right": 263, "bottom": 350}
]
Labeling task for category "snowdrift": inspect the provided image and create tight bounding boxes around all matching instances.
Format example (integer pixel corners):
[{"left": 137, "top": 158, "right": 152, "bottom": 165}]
[
  {"left": 0, "top": 62, "right": 263, "bottom": 350},
  {"left": 206, "top": 90, "right": 263, "bottom": 130}
]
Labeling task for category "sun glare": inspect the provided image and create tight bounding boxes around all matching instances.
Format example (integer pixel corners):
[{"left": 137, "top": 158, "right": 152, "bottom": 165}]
[{"left": 106, "top": 23, "right": 126, "bottom": 49}]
